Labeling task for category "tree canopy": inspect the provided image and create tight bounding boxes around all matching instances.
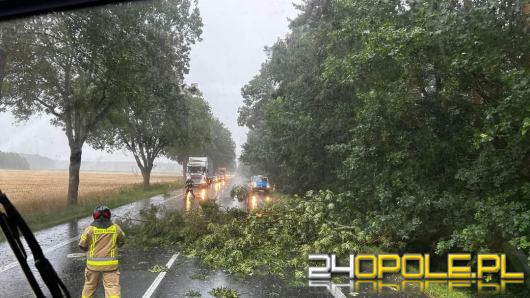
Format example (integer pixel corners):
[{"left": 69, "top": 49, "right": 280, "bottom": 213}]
[
  {"left": 87, "top": 1, "right": 203, "bottom": 186},
  {"left": 0, "top": 0, "right": 203, "bottom": 202},
  {"left": 201, "top": 118, "right": 237, "bottom": 171},
  {"left": 239, "top": 0, "right": 530, "bottom": 255}
]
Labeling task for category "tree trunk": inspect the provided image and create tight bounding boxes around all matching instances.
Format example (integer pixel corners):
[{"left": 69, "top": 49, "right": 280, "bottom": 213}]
[
  {"left": 132, "top": 152, "right": 154, "bottom": 187},
  {"left": 182, "top": 159, "right": 187, "bottom": 178},
  {"left": 141, "top": 168, "right": 151, "bottom": 187},
  {"left": 67, "top": 146, "right": 82, "bottom": 205},
  {"left": 141, "top": 160, "right": 154, "bottom": 187}
]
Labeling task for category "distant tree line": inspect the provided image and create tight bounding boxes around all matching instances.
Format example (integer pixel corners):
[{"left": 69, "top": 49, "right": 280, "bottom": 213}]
[
  {"left": 0, "top": 0, "right": 235, "bottom": 204},
  {"left": 0, "top": 151, "right": 29, "bottom": 170},
  {"left": 239, "top": 0, "right": 529, "bottom": 256}
]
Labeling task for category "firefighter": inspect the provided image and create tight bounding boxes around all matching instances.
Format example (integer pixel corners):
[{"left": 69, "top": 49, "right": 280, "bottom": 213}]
[{"left": 79, "top": 205, "right": 125, "bottom": 298}]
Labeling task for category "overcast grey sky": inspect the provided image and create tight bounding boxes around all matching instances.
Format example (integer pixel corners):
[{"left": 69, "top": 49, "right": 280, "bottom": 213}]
[
  {"left": 0, "top": 0, "right": 298, "bottom": 162},
  {"left": 186, "top": 0, "right": 298, "bottom": 157}
]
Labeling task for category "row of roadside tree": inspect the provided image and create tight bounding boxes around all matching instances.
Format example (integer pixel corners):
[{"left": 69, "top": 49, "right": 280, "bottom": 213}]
[
  {"left": 239, "top": 0, "right": 530, "bottom": 257},
  {"left": 0, "top": 0, "right": 235, "bottom": 205}
]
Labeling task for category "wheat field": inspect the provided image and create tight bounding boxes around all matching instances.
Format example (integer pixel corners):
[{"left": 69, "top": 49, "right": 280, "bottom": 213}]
[{"left": 0, "top": 170, "right": 179, "bottom": 214}]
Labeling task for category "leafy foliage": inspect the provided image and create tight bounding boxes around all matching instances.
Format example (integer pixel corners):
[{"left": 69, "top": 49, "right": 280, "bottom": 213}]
[
  {"left": 1, "top": 0, "right": 235, "bottom": 195},
  {"left": 165, "top": 88, "right": 237, "bottom": 176},
  {"left": 0, "top": 0, "right": 203, "bottom": 202},
  {"left": 0, "top": 8, "right": 128, "bottom": 203},
  {"left": 122, "top": 192, "right": 379, "bottom": 278},
  {"left": 208, "top": 287, "right": 240, "bottom": 298},
  {"left": 148, "top": 264, "right": 169, "bottom": 273},
  {"left": 230, "top": 185, "right": 249, "bottom": 202},
  {"left": 201, "top": 118, "right": 237, "bottom": 171},
  {"left": 86, "top": 1, "right": 202, "bottom": 186},
  {"left": 239, "top": 0, "right": 530, "bottom": 256}
]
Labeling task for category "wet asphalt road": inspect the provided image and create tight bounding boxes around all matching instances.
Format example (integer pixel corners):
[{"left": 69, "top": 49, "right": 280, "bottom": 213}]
[{"left": 0, "top": 178, "right": 335, "bottom": 298}]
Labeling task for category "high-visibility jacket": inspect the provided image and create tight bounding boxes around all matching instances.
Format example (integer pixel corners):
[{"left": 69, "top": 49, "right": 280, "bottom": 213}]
[{"left": 79, "top": 223, "right": 125, "bottom": 271}]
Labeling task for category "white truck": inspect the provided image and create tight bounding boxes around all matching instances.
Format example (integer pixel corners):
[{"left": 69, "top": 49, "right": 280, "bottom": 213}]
[{"left": 186, "top": 157, "right": 213, "bottom": 188}]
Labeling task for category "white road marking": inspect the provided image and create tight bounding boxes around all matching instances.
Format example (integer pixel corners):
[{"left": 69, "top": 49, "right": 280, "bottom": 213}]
[
  {"left": 0, "top": 191, "right": 186, "bottom": 273},
  {"left": 310, "top": 280, "right": 349, "bottom": 298},
  {"left": 142, "top": 253, "right": 180, "bottom": 298},
  {"left": 328, "top": 286, "right": 348, "bottom": 298}
]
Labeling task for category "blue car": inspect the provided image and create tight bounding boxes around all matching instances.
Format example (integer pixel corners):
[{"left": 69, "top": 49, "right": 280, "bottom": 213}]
[{"left": 249, "top": 175, "right": 271, "bottom": 193}]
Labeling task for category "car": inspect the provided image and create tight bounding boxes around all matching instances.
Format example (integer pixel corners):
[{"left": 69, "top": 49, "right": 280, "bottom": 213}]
[{"left": 248, "top": 175, "right": 271, "bottom": 193}]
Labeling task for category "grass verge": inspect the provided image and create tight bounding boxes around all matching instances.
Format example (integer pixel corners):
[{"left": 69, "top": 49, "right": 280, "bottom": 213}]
[{"left": 20, "top": 181, "right": 181, "bottom": 232}]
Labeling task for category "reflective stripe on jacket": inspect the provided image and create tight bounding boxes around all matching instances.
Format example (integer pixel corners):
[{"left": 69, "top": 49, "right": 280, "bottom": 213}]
[{"left": 79, "top": 223, "right": 125, "bottom": 271}]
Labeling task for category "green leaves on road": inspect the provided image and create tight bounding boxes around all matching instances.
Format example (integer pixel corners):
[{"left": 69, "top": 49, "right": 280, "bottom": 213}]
[
  {"left": 148, "top": 264, "right": 169, "bottom": 273},
  {"left": 121, "top": 192, "right": 373, "bottom": 278},
  {"left": 208, "top": 287, "right": 240, "bottom": 298},
  {"left": 230, "top": 185, "right": 249, "bottom": 202}
]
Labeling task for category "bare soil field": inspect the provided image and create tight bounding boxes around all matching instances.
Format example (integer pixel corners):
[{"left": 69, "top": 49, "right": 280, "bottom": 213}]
[{"left": 0, "top": 170, "right": 180, "bottom": 214}]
